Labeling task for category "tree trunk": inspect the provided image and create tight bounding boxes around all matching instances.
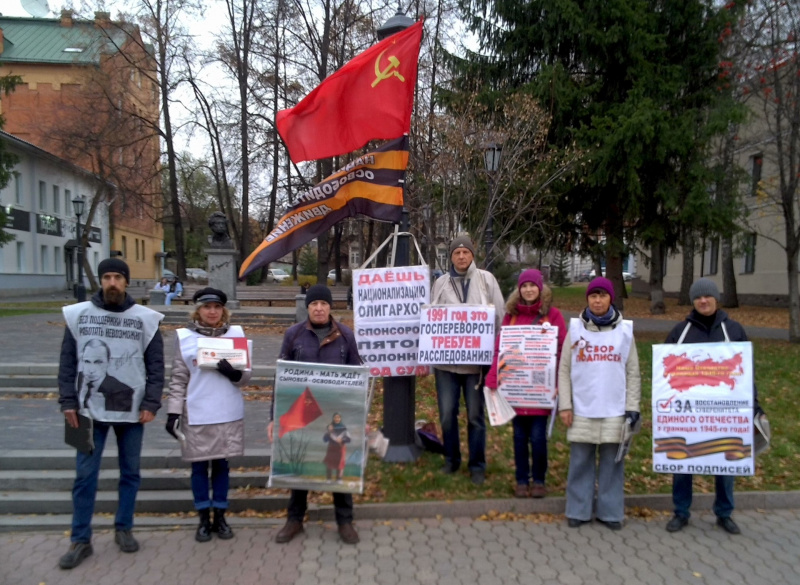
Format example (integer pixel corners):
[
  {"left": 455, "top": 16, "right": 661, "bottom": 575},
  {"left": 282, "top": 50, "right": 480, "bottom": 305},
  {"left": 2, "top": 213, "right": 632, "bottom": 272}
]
[
  {"left": 605, "top": 206, "right": 625, "bottom": 312},
  {"left": 649, "top": 243, "right": 665, "bottom": 314},
  {"left": 678, "top": 228, "right": 694, "bottom": 306},
  {"left": 720, "top": 234, "right": 739, "bottom": 308}
]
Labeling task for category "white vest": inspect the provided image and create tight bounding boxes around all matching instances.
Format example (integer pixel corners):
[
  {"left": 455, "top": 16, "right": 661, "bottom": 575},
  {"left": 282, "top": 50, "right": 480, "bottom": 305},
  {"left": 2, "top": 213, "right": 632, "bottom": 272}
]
[
  {"left": 569, "top": 318, "right": 633, "bottom": 418},
  {"left": 63, "top": 301, "right": 164, "bottom": 423},
  {"left": 177, "top": 326, "right": 246, "bottom": 425}
]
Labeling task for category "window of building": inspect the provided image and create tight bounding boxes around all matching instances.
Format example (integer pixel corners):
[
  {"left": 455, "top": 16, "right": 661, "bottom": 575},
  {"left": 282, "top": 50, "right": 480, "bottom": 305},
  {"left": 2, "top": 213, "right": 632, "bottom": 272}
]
[
  {"left": 53, "top": 185, "right": 60, "bottom": 214},
  {"left": 16, "top": 242, "right": 25, "bottom": 272},
  {"left": 751, "top": 153, "right": 763, "bottom": 197},
  {"left": 135, "top": 238, "right": 140, "bottom": 261},
  {"left": 54, "top": 247, "right": 62, "bottom": 273},
  {"left": 39, "top": 181, "right": 47, "bottom": 211},
  {"left": 708, "top": 238, "right": 719, "bottom": 275},
  {"left": 15, "top": 173, "right": 23, "bottom": 205},
  {"left": 121, "top": 236, "right": 128, "bottom": 258},
  {"left": 743, "top": 233, "right": 757, "bottom": 274},
  {"left": 349, "top": 246, "right": 360, "bottom": 267},
  {"left": 64, "top": 189, "right": 71, "bottom": 216},
  {"left": 93, "top": 251, "right": 99, "bottom": 273},
  {"left": 141, "top": 240, "right": 145, "bottom": 263},
  {"left": 40, "top": 245, "right": 48, "bottom": 273}
]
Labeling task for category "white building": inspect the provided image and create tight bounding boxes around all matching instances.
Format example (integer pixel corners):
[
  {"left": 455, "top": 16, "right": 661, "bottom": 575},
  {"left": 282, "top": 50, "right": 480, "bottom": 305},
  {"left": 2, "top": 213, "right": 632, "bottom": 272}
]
[{"left": 0, "top": 131, "right": 112, "bottom": 297}]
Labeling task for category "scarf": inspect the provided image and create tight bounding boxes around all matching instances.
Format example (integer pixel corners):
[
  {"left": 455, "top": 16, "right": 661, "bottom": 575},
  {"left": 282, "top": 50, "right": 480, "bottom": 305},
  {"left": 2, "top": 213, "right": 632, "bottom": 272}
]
[{"left": 583, "top": 306, "right": 617, "bottom": 328}]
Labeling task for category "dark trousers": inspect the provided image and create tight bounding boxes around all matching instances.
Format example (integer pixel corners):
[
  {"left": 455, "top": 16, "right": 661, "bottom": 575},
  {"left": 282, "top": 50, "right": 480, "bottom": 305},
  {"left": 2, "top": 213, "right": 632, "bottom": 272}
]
[
  {"left": 287, "top": 489, "right": 353, "bottom": 525},
  {"left": 673, "top": 473, "right": 734, "bottom": 519},
  {"left": 434, "top": 369, "right": 485, "bottom": 472},
  {"left": 512, "top": 415, "right": 548, "bottom": 485},
  {"left": 191, "top": 459, "right": 230, "bottom": 510}
]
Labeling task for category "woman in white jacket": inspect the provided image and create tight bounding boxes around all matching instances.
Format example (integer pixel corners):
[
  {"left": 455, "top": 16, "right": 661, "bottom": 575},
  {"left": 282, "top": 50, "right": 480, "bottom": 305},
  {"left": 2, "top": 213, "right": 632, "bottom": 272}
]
[
  {"left": 558, "top": 277, "right": 640, "bottom": 530},
  {"left": 166, "top": 288, "right": 251, "bottom": 542}
]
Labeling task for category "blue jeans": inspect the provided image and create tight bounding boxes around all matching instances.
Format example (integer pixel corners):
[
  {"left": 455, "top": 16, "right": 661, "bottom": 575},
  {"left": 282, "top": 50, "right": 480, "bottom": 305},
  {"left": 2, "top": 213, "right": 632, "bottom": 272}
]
[
  {"left": 165, "top": 292, "right": 181, "bottom": 305},
  {"left": 434, "top": 369, "right": 485, "bottom": 472},
  {"left": 71, "top": 421, "right": 144, "bottom": 543},
  {"left": 512, "top": 415, "right": 548, "bottom": 485},
  {"left": 288, "top": 490, "right": 353, "bottom": 525},
  {"left": 191, "top": 459, "right": 230, "bottom": 510},
  {"left": 673, "top": 474, "right": 734, "bottom": 519}
]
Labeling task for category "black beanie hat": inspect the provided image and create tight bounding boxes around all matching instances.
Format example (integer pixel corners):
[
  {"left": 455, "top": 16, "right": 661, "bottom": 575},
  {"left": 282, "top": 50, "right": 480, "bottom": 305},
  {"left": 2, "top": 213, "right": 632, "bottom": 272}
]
[
  {"left": 305, "top": 284, "right": 333, "bottom": 308},
  {"left": 97, "top": 258, "right": 130, "bottom": 283},
  {"left": 192, "top": 287, "right": 228, "bottom": 306}
]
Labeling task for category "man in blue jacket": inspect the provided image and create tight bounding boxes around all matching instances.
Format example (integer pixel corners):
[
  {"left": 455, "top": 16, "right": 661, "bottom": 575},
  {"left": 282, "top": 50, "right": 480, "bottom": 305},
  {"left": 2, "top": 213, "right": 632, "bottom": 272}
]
[
  {"left": 268, "top": 284, "right": 362, "bottom": 544},
  {"left": 663, "top": 278, "right": 764, "bottom": 535}
]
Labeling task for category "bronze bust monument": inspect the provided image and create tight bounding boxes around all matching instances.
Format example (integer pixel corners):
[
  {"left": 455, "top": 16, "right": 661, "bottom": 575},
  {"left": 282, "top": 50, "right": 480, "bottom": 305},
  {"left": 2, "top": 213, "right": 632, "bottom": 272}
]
[{"left": 208, "top": 211, "right": 234, "bottom": 249}]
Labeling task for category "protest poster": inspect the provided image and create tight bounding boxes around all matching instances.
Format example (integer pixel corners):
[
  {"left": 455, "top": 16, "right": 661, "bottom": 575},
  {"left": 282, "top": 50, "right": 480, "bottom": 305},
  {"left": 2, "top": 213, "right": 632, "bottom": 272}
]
[
  {"left": 353, "top": 265, "right": 430, "bottom": 377},
  {"left": 417, "top": 304, "right": 496, "bottom": 365},
  {"left": 497, "top": 325, "right": 558, "bottom": 409},
  {"left": 652, "top": 342, "right": 755, "bottom": 477},
  {"left": 269, "top": 360, "right": 370, "bottom": 494}
]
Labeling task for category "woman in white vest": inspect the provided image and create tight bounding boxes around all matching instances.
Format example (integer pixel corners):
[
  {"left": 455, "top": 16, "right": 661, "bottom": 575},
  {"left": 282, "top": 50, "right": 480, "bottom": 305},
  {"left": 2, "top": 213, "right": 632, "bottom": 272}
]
[
  {"left": 166, "top": 288, "right": 251, "bottom": 542},
  {"left": 557, "top": 277, "right": 641, "bottom": 530}
]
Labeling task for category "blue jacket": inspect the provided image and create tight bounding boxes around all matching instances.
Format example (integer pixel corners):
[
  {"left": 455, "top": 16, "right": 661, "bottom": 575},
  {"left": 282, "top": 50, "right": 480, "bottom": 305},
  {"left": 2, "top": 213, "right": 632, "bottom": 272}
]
[{"left": 279, "top": 318, "right": 361, "bottom": 366}]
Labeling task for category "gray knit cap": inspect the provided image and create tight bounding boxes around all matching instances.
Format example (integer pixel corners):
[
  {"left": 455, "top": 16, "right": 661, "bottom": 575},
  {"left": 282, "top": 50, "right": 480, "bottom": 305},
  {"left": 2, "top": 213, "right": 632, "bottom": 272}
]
[
  {"left": 689, "top": 278, "right": 720, "bottom": 302},
  {"left": 449, "top": 235, "right": 475, "bottom": 257}
]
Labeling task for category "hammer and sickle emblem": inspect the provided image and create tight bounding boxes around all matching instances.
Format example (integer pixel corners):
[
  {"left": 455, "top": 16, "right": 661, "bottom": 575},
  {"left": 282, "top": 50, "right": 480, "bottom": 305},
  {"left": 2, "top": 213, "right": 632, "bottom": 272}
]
[{"left": 372, "top": 49, "right": 406, "bottom": 88}]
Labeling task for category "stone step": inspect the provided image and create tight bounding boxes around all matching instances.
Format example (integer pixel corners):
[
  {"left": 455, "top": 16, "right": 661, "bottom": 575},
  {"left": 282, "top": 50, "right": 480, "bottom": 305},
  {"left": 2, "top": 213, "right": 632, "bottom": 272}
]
[
  {"left": 0, "top": 449, "right": 271, "bottom": 471},
  {"left": 0, "top": 468, "right": 269, "bottom": 492},
  {"left": 0, "top": 490, "right": 289, "bottom": 517},
  {"left": 0, "top": 513, "right": 286, "bottom": 533},
  {"left": 0, "top": 369, "right": 277, "bottom": 389}
]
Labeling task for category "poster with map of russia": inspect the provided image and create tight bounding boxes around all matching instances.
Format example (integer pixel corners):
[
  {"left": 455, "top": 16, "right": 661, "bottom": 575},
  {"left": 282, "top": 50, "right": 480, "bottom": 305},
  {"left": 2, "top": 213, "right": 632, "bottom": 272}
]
[{"left": 651, "top": 342, "right": 755, "bottom": 477}]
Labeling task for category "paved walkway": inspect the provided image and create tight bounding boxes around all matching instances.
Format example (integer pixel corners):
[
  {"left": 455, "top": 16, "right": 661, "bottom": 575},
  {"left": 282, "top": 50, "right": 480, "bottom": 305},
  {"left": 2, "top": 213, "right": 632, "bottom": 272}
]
[{"left": 1, "top": 509, "right": 798, "bottom": 585}]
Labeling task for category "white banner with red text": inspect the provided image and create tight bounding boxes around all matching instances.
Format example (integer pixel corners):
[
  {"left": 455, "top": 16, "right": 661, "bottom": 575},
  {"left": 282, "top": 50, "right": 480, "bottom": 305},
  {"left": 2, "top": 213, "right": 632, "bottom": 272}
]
[
  {"left": 497, "top": 325, "right": 558, "bottom": 409},
  {"left": 417, "top": 304, "right": 496, "bottom": 366}
]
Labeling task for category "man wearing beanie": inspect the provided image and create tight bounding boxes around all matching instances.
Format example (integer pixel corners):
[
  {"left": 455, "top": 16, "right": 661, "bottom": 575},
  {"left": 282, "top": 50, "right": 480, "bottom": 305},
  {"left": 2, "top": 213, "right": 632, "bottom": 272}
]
[
  {"left": 57, "top": 258, "right": 164, "bottom": 569},
  {"left": 269, "top": 283, "right": 362, "bottom": 544},
  {"left": 430, "top": 235, "right": 505, "bottom": 485},
  {"left": 663, "top": 277, "right": 765, "bottom": 535}
]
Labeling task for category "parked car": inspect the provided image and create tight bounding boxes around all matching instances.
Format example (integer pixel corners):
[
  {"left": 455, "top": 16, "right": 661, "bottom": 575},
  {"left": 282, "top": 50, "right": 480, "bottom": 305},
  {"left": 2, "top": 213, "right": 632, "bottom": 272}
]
[
  {"left": 267, "top": 268, "right": 291, "bottom": 283},
  {"left": 161, "top": 269, "right": 176, "bottom": 281},
  {"left": 327, "top": 269, "right": 352, "bottom": 284},
  {"left": 185, "top": 268, "right": 208, "bottom": 283}
]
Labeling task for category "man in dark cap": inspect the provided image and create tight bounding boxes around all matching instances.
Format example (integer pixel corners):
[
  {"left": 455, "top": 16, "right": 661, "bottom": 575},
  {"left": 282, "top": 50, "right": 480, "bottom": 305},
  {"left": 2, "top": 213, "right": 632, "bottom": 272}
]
[
  {"left": 663, "top": 278, "right": 765, "bottom": 535},
  {"left": 430, "top": 235, "right": 505, "bottom": 485},
  {"left": 268, "top": 284, "right": 363, "bottom": 544},
  {"left": 58, "top": 258, "right": 165, "bottom": 569}
]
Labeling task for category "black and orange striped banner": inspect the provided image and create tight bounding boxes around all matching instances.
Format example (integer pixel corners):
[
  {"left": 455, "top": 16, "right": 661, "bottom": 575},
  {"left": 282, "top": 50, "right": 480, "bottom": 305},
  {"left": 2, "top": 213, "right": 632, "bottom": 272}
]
[
  {"left": 239, "top": 137, "right": 408, "bottom": 279},
  {"left": 654, "top": 437, "right": 752, "bottom": 461}
]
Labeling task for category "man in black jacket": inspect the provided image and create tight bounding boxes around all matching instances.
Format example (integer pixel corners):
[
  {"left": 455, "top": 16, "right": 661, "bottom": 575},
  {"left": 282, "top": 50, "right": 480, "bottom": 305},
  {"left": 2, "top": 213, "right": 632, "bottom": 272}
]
[
  {"left": 663, "top": 278, "right": 764, "bottom": 536},
  {"left": 57, "top": 259, "right": 164, "bottom": 569}
]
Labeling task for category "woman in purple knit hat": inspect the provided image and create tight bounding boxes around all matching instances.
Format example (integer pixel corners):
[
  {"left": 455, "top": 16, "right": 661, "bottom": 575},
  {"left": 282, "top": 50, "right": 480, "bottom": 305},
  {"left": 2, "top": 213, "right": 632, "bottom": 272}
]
[
  {"left": 557, "top": 277, "right": 641, "bottom": 530},
  {"left": 485, "top": 269, "right": 567, "bottom": 498}
]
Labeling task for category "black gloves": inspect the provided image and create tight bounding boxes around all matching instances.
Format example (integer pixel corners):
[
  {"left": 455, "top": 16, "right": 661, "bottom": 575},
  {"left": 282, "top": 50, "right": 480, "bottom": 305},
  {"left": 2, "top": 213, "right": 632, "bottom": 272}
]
[
  {"left": 217, "top": 358, "right": 243, "bottom": 383},
  {"left": 166, "top": 413, "right": 180, "bottom": 440},
  {"left": 625, "top": 411, "right": 640, "bottom": 427}
]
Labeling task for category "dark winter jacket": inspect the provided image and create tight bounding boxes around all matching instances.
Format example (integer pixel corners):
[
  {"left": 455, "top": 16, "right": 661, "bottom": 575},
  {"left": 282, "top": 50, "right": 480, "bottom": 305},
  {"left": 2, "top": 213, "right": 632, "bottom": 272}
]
[
  {"left": 279, "top": 318, "right": 361, "bottom": 367},
  {"left": 665, "top": 309, "right": 761, "bottom": 414},
  {"left": 58, "top": 290, "right": 165, "bottom": 414}
]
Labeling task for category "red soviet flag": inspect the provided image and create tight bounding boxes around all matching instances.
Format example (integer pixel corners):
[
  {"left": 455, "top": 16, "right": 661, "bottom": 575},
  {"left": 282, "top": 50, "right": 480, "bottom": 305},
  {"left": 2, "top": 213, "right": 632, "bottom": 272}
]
[
  {"left": 278, "top": 387, "right": 324, "bottom": 438},
  {"left": 276, "top": 19, "right": 423, "bottom": 163}
]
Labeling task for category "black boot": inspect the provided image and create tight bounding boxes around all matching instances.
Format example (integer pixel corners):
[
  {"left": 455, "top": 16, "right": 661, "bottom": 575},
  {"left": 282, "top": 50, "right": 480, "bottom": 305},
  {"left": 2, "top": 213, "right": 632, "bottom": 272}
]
[
  {"left": 212, "top": 508, "right": 234, "bottom": 540},
  {"left": 195, "top": 509, "right": 212, "bottom": 543}
]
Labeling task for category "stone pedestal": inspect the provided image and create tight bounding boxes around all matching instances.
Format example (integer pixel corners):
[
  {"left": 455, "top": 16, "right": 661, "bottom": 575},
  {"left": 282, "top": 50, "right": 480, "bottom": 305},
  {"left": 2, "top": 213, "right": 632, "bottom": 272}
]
[
  {"left": 206, "top": 248, "right": 240, "bottom": 309},
  {"left": 295, "top": 294, "right": 307, "bottom": 323},
  {"left": 149, "top": 289, "right": 166, "bottom": 305}
]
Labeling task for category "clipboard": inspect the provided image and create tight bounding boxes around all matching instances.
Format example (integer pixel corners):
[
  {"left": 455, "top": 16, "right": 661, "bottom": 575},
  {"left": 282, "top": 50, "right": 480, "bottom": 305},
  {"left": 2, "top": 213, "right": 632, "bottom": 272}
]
[{"left": 65, "top": 414, "right": 94, "bottom": 454}]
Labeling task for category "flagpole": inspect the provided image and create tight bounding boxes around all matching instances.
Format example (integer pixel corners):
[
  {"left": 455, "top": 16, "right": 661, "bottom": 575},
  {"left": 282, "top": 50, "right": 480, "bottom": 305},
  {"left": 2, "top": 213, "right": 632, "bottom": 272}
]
[{"left": 377, "top": 11, "right": 422, "bottom": 463}]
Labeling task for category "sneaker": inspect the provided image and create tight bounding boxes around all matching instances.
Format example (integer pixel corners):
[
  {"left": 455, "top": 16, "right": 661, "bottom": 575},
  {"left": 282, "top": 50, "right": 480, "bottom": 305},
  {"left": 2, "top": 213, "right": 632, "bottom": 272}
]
[
  {"left": 439, "top": 464, "right": 458, "bottom": 475},
  {"left": 338, "top": 522, "right": 360, "bottom": 545},
  {"left": 530, "top": 483, "right": 546, "bottom": 498},
  {"left": 716, "top": 516, "right": 741, "bottom": 535},
  {"left": 275, "top": 519, "right": 304, "bottom": 543},
  {"left": 114, "top": 530, "right": 139, "bottom": 553},
  {"left": 666, "top": 514, "right": 688, "bottom": 533},
  {"left": 58, "top": 542, "right": 93, "bottom": 570},
  {"left": 470, "top": 470, "right": 485, "bottom": 485},
  {"left": 514, "top": 484, "right": 529, "bottom": 498},
  {"left": 567, "top": 518, "right": 589, "bottom": 528}
]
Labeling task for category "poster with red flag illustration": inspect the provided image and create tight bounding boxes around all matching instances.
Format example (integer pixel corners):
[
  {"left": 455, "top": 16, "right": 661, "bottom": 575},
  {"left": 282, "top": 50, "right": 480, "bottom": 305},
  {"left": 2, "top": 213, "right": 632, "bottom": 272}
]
[
  {"left": 269, "top": 360, "right": 370, "bottom": 494},
  {"left": 652, "top": 342, "right": 755, "bottom": 476}
]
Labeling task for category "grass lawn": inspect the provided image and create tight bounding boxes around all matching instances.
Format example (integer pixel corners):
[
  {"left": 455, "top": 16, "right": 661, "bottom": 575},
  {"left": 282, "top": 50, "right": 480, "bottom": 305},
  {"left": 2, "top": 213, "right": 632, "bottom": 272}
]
[{"left": 360, "top": 333, "right": 799, "bottom": 503}]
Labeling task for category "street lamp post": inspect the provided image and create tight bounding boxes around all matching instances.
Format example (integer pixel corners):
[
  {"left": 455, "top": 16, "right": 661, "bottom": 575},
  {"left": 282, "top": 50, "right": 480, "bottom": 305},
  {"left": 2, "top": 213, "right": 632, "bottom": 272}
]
[
  {"left": 483, "top": 143, "right": 502, "bottom": 271},
  {"left": 377, "top": 8, "right": 421, "bottom": 463},
  {"left": 72, "top": 195, "right": 87, "bottom": 302}
]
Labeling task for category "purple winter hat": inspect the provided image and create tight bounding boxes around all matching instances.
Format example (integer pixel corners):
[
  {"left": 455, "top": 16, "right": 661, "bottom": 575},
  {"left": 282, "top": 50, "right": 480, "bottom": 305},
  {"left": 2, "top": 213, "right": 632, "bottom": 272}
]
[
  {"left": 586, "top": 276, "right": 615, "bottom": 302},
  {"left": 518, "top": 269, "right": 543, "bottom": 292}
]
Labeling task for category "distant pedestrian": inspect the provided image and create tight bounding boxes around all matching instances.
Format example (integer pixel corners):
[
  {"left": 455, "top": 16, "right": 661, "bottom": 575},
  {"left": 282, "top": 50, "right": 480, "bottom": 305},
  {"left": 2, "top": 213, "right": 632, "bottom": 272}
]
[
  {"left": 57, "top": 258, "right": 164, "bottom": 569},
  {"left": 663, "top": 278, "right": 765, "bottom": 535},
  {"left": 557, "top": 277, "right": 641, "bottom": 530},
  {"left": 484, "top": 269, "right": 566, "bottom": 498},
  {"left": 165, "top": 277, "right": 183, "bottom": 305},
  {"left": 166, "top": 288, "right": 251, "bottom": 542}
]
